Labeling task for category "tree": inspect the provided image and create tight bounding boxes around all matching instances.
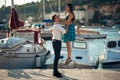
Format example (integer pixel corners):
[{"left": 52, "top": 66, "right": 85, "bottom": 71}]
[{"left": 91, "top": 10, "right": 101, "bottom": 25}]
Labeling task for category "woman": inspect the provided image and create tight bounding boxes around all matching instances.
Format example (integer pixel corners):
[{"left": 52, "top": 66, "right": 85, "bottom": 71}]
[{"left": 63, "top": 3, "right": 75, "bottom": 65}]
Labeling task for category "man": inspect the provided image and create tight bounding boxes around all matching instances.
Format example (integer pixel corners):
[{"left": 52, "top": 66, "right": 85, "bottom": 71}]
[{"left": 51, "top": 15, "right": 66, "bottom": 78}]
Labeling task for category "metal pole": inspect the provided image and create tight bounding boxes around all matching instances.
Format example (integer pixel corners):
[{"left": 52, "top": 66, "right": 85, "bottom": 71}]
[
  {"left": 47, "top": 0, "right": 52, "bottom": 12},
  {"left": 58, "top": 0, "right": 61, "bottom": 16},
  {"left": 24, "top": 0, "right": 26, "bottom": 20},
  {"left": 4, "top": 0, "right": 6, "bottom": 6},
  {"left": 11, "top": 0, "right": 14, "bottom": 8},
  {"left": 4, "top": 0, "right": 6, "bottom": 20},
  {"left": 43, "top": 0, "right": 45, "bottom": 19}
]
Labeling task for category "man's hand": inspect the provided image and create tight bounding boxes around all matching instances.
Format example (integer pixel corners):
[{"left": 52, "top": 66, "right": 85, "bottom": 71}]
[{"left": 50, "top": 28, "right": 53, "bottom": 32}]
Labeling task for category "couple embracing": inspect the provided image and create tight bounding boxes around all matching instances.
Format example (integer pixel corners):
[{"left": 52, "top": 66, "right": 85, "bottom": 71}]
[{"left": 51, "top": 3, "right": 75, "bottom": 78}]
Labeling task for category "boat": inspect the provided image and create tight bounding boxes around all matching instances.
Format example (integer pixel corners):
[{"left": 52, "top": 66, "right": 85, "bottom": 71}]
[
  {"left": 46, "top": 38, "right": 106, "bottom": 69},
  {"left": 0, "top": 29, "right": 51, "bottom": 69},
  {"left": 99, "top": 39, "right": 120, "bottom": 68},
  {"left": 76, "top": 29, "right": 107, "bottom": 39},
  {"left": 60, "top": 39, "right": 120, "bottom": 69}
]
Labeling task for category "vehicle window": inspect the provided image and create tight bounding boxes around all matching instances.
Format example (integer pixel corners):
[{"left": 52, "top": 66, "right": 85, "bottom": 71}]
[
  {"left": 118, "top": 41, "right": 120, "bottom": 47},
  {"left": 72, "top": 42, "right": 87, "bottom": 49},
  {"left": 108, "top": 41, "right": 116, "bottom": 48}
]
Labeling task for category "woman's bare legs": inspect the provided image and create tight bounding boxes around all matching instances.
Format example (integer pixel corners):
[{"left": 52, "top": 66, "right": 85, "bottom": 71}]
[
  {"left": 67, "top": 41, "right": 71, "bottom": 59},
  {"left": 64, "top": 41, "right": 72, "bottom": 65}
]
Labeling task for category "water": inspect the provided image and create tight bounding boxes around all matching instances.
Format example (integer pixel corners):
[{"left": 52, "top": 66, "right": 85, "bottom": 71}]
[{"left": 44, "top": 28, "right": 120, "bottom": 67}]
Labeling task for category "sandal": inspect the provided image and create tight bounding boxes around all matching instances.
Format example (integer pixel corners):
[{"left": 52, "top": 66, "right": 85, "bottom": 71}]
[{"left": 64, "top": 58, "right": 72, "bottom": 65}]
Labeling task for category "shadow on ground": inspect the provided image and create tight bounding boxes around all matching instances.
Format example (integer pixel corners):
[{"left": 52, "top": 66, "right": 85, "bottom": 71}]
[{"left": 7, "top": 69, "right": 31, "bottom": 79}]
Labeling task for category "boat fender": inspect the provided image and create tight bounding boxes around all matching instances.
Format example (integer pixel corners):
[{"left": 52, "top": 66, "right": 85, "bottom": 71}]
[{"left": 35, "top": 55, "right": 41, "bottom": 67}]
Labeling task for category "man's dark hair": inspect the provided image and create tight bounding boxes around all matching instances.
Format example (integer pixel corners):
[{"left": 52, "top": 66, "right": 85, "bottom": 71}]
[{"left": 52, "top": 15, "right": 57, "bottom": 22}]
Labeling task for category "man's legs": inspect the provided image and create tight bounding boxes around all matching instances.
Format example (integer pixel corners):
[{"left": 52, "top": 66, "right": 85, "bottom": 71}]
[
  {"left": 52, "top": 40, "right": 61, "bottom": 73},
  {"left": 52, "top": 40, "right": 62, "bottom": 77}
]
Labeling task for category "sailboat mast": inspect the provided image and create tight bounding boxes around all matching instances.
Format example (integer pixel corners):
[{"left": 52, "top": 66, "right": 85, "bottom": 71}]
[
  {"left": 4, "top": 0, "right": 6, "bottom": 20},
  {"left": 43, "top": 0, "right": 45, "bottom": 19},
  {"left": 58, "top": 0, "right": 61, "bottom": 16},
  {"left": 11, "top": 0, "right": 14, "bottom": 8},
  {"left": 4, "top": 0, "right": 6, "bottom": 6}
]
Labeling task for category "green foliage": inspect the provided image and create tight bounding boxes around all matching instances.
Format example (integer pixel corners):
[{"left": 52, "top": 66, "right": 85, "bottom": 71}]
[
  {"left": 75, "top": 7, "right": 86, "bottom": 11},
  {"left": 0, "top": 0, "right": 119, "bottom": 22},
  {"left": 91, "top": 10, "right": 101, "bottom": 24}
]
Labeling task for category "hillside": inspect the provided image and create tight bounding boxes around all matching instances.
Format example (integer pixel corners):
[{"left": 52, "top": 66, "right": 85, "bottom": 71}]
[{"left": 0, "top": 0, "right": 120, "bottom": 22}]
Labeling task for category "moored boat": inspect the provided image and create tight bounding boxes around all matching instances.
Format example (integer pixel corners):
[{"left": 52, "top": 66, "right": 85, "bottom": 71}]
[
  {"left": 99, "top": 39, "right": 120, "bottom": 68},
  {"left": 46, "top": 38, "right": 105, "bottom": 69},
  {"left": 0, "top": 29, "right": 51, "bottom": 69}
]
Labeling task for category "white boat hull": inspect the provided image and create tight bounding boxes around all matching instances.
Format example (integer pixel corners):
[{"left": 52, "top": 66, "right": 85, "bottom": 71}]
[
  {"left": 0, "top": 51, "right": 50, "bottom": 69},
  {"left": 0, "top": 37, "right": 51, "bottom": 69}
]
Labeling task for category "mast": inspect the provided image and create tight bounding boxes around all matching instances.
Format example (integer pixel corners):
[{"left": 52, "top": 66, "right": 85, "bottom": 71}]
[
  {"left": 58, "top": 0, "right": 61, "bottom": 16},
  {"left": 43, "top": 0, "right": 45, "bottom": 19},
  {"left": 47, "top": 0, "right": 52, "bottom": 13},
  {"left": 4, "top": 0, "right": 6, "bottom": 21},
  {"left": 11, "top": 0, "right": 14, "bottom": 8},
  {"left": 4, "top": 0, "right": 6, "bottom": 7}
]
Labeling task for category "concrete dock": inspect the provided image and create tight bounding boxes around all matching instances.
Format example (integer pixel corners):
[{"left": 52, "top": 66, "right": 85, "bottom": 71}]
[{"left": 0, "top": 69, "right": 120, "bottom": 80}]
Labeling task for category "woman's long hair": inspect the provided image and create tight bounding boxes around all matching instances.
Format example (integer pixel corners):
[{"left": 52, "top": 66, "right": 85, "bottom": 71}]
[{"left": 66, "top": 3, "right": 75, "bottom": 21}]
